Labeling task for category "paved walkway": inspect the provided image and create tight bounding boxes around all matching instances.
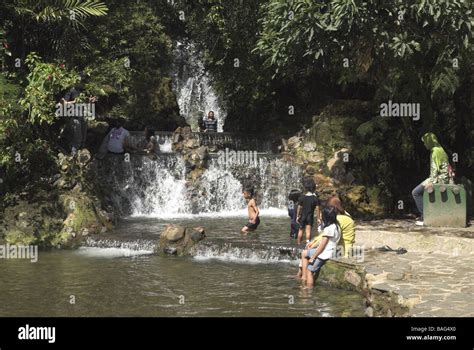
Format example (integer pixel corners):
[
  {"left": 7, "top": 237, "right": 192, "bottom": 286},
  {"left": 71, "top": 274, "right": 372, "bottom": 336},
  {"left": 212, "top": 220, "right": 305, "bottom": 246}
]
[{"left": 355, "top": 220, "right": 474, "bottom": 317}]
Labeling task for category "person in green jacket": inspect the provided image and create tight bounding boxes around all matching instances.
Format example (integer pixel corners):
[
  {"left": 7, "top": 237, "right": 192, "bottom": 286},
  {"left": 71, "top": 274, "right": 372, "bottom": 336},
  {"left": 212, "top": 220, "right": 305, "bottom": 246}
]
[{"left": 412, "top": 133, "right": 449, "bottom": 226}]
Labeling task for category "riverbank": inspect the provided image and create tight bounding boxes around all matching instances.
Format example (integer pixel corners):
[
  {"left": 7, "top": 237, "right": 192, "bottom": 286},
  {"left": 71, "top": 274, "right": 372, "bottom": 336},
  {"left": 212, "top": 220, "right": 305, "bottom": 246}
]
[{"left": 321, "top": 220, "right": 474, "bottom": 317}]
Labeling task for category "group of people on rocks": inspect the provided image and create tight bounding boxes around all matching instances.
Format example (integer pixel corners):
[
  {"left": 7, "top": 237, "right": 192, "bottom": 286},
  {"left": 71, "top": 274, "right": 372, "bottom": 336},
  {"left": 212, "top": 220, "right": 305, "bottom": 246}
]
[
  {"left": 96, "top": 112, "right": 219, "bottom": 157},
  {"left": 60, "top": 77, "right": 219, "bottom": 157}
]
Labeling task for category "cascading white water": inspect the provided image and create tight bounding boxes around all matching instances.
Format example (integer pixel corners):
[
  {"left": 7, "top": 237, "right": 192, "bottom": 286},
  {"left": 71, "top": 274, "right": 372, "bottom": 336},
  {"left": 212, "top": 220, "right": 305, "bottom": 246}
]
[
  {"left": 172, "top": 42, "right": 226, "bottom": 132},
  {"left": 99, "top": 153, "right": 302, "bottom": 218},
  {"left": 99, "top": 155, "right": 190, "bottom": 217}
]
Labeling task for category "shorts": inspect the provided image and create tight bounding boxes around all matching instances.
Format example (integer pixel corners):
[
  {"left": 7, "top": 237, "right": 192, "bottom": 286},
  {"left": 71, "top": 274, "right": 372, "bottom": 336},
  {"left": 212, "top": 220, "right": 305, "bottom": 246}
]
[
  {"left": 245, "top": 216, "right": 260, "bottom": 230},
  {"left": 299, "top": 215, "right": 314, "bottom": 229},
  {"left": 306, "top": 249, "right": 327, "bottom": 273}
]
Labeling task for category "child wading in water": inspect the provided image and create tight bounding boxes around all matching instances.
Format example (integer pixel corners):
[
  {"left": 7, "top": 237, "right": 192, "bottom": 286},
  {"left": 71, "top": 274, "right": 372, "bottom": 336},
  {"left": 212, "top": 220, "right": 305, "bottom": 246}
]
[
  {"left": 288, "top": 189, "right": 301, "bottom": 238},
  {"left": 241, "top": 188, "right": 260, "bottom": 233},
  {"left": 296, "top": 179, "right": 321, "bottom": 245}
]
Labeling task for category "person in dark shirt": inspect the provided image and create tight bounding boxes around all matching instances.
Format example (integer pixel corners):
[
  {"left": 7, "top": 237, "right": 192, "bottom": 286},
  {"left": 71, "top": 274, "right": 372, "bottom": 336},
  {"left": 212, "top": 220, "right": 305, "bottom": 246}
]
[
  {"left": 61, "top": 86, "right": 86, "bottom": 154},
  {"left": 203, "top": 111, "right": 217, "bottom": 132},
  {"left": 288, "top": 189, "right": 301, "bottom": 238},
  {"left": 296, "top": 178, "right": 321, "bottom": 245}
]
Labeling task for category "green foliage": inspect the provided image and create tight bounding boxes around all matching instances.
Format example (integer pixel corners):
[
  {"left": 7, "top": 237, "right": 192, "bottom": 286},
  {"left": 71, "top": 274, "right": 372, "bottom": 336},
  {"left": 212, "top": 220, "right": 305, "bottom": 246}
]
[
  {"left": 20, "top": 53, "right": 78, "bottom": 125},
  {"left": 10, "top": 0, "right": 108, "bottom": 23}
]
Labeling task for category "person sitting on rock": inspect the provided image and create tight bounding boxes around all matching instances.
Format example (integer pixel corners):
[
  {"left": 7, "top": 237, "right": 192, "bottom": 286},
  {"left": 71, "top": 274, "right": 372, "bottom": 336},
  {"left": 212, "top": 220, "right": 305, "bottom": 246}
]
[
  {"left": 411, "top": 133, "right": 449, "bottom": 226},
  {"left": 106, "top": 118, "right": 136, "bottom": 155},
  {"left": 326, "top": 195, "right": 355, "bottom": 258},
  {"left": 203, "top": 111, "right": 218, "bottom": 133},
  {"left": 296, "top": 178, "right": 321, "bottom": 245},
  {"left": 297, "top": 196, "right": 354, "bottom": 277},
  {"left": 300, "top": 206, "right": 341, "bottom": 288},
  {"left": 144, "top": 126, "right": 159, "bottom": 154},
  {"left": 241, "top": 188, "right": 260, "bottom": 233}
]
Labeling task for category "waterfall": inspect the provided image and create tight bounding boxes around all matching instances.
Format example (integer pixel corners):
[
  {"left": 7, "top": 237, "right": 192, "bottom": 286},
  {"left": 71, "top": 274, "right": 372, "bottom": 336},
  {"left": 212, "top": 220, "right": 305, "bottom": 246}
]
[
  {"left": 172, "top": 42, "right": 226, "bottom": 132},
  {"left": 97, "top": 153, "right": 302, "bottom": 218},
  {"left": 98, "top": 154, "right": 190, "bottom": 217}
]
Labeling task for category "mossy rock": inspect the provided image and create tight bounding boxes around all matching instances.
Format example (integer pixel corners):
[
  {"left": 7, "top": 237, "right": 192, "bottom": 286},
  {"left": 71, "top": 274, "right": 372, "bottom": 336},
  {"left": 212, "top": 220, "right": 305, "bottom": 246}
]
[
  {"left": 341, "top": 185, "right": 385, "bottom": 218},
  {"left": 318, "top": 259, "right": 366, "bottom": 292},
  {"left": 1, "top": 194, "right": 65, "bottom": 247},
  {"left": 60, "top": 194, "right": 112, "bottom": 239}
]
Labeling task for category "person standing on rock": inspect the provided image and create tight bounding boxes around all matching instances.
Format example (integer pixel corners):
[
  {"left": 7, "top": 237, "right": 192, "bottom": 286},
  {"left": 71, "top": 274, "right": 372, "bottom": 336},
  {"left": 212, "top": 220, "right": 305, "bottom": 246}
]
[
  {"left": 203, "top": 111, "right": 218, "bottom": 133},
  {"left": 411, "top": 133, "right": 449, "bottom": 226},
  {"left": 61, "top": 85, "right": 85, "bottom": 154}
]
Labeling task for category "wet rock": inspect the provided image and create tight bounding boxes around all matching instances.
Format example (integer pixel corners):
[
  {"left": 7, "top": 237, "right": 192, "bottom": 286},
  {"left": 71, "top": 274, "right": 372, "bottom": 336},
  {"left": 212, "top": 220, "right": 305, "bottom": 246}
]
[
  {"left": 161, "top": 224, "right": 186, "bottom": 242},
  {"left": 163, "top": 247, "right": 177, "bottom": 255},
  {"left": 344, "top": 270, "right": 362, "bottom": 287},
  {"left": 159, "top": 225, "right": 206, "bottom": 256},
  {"left": 188, "top": 226, "right": 205, "bottom": 242}
]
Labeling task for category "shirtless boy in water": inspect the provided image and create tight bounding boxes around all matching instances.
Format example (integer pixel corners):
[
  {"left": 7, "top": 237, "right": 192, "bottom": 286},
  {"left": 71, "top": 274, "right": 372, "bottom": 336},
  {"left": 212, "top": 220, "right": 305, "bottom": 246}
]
[{"left": 241, "top": 188, "right": 260, "bottom": 233}]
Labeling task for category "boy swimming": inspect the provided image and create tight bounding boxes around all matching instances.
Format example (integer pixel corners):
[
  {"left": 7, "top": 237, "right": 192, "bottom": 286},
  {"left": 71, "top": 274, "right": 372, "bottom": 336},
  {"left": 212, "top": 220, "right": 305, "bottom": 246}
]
[{"left": 241, "top": 188, "right": 260, "bottom": 233}]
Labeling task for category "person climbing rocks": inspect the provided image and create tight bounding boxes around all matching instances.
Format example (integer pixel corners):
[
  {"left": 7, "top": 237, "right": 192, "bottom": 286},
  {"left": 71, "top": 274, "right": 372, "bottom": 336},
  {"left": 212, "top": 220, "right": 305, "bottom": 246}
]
[
  {"left": 411, "top": 132, "right": 449, "bottom": 226},
  {"left": 241, "top": 188, "right": 260, "bottom": 233},
  {"left": 203, "top": 111, "right": 218, "bottom": 133}
]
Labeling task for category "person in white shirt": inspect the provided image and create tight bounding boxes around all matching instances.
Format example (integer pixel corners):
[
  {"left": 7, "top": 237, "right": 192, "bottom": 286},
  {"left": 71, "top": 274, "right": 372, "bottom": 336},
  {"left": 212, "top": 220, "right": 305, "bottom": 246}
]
[
  {"left": 300, "top": 206, "right": 341, "bottom": 288},
  {"left": 106, "top": 119, "right": 134, "bottom": 154}
]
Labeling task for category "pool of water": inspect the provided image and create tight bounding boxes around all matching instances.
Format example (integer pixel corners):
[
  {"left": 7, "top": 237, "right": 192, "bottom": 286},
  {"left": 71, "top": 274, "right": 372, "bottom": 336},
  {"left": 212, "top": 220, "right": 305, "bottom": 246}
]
[{"left": 0, "top": 213, "right": 365, "bottom": 317}]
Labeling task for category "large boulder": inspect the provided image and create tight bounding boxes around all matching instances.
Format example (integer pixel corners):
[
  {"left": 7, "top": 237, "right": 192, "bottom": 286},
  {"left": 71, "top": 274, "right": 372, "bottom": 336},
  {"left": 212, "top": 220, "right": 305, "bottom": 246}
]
[
  {"left": 160, "top": 225, "right": 186, "bottom": 242},
  {"left": 159, "top": 225, "right": 206, "bottom": 256}
]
